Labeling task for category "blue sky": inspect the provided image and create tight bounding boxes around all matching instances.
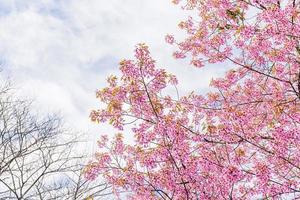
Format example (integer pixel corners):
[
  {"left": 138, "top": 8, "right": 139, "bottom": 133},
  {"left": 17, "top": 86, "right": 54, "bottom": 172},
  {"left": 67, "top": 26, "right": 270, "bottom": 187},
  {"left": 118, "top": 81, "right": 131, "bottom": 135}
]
[{"left": 0, "top": 0, "right": 227, "bottom": 151}]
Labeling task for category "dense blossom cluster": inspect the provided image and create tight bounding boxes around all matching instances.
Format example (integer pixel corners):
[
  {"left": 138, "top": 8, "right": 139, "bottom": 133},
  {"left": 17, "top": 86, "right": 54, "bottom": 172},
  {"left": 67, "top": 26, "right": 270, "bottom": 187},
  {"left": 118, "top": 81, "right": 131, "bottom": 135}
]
[{"left": 86, "top": 0, "right": 300, "bottom": 199}]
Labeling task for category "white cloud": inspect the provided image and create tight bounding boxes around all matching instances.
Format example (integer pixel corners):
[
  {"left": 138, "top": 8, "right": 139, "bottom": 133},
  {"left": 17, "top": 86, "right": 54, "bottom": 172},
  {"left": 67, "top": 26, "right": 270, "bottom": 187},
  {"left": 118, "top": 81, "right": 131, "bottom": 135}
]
[{"left": 0, "top": 0, "right": 227, "bottom": 152}]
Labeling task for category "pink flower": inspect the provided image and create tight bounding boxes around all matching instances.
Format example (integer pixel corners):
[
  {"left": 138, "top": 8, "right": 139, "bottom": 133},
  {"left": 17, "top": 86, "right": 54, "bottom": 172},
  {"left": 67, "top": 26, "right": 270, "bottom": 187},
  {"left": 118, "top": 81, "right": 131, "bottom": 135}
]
[
  {"left": 191, "top": 59, "right": 204, "bottom": 68},
  {"left": 173, "top": 51, "right": 186, "bottom": 59},
  {"left": 165, "top": 34, "right": 175, "bottom": 44}
]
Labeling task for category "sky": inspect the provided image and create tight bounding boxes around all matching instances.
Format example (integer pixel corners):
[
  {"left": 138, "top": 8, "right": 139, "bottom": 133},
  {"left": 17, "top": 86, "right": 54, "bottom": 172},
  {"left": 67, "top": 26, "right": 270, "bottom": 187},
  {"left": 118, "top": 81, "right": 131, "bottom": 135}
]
[{"left": 0, "top": 0, "right": 227, "bottom": 152}]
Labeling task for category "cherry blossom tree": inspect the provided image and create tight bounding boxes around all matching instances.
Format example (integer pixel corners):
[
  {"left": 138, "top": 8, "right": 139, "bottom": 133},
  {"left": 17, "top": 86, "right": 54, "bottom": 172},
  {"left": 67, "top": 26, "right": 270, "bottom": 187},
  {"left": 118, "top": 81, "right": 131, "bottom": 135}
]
[{"left": 86, "top": 0, "right": 300, "bottom": 199}]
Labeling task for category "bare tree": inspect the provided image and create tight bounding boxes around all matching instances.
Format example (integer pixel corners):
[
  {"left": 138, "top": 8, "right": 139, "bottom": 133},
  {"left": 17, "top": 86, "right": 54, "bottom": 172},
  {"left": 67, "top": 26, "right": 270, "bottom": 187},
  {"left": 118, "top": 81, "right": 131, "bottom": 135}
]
[{"left": 0, "top": 81, "right": 111, "bottom": 199}]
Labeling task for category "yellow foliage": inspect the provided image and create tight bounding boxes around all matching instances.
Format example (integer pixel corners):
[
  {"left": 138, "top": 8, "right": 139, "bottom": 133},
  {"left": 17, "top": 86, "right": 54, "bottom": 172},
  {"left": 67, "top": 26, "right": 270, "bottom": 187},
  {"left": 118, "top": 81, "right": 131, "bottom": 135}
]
[
  {"left": 112, "top": 87, "right": 120, "bottom": 96},
  {"left": 207, "top": 125, "right": 217, "bottom": 134},
  {"left": 108, "top": 101, "right": 121, "bottom": 113},
  {"left": 236, "top": 148, "right": 245, "bottom": 157},
  {"left": 273, "top": 106, "right": 283, "bottom": 117}
]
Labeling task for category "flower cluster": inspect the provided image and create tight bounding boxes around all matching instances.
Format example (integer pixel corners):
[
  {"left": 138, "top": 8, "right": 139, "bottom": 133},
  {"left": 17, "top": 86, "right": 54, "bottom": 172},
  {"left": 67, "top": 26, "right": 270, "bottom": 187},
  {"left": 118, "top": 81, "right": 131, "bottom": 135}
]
[{"left": 86, "top": 0, "right": 300, "bottom": 199}]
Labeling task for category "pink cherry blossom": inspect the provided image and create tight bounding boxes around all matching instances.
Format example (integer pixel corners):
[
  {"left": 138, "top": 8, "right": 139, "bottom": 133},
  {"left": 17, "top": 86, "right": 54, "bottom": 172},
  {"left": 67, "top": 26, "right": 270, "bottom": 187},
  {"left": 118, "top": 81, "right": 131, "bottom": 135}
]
[{"left": 86, "top": 1, "right": 300, "bottom": 199}]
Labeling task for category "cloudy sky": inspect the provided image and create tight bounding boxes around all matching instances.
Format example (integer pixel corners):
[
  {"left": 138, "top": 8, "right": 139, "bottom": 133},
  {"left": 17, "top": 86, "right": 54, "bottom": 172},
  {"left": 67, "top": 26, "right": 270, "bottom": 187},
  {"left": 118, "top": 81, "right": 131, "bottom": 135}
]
[{"left": 0, "top": 0, "right": 227, "bottom": 151}]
